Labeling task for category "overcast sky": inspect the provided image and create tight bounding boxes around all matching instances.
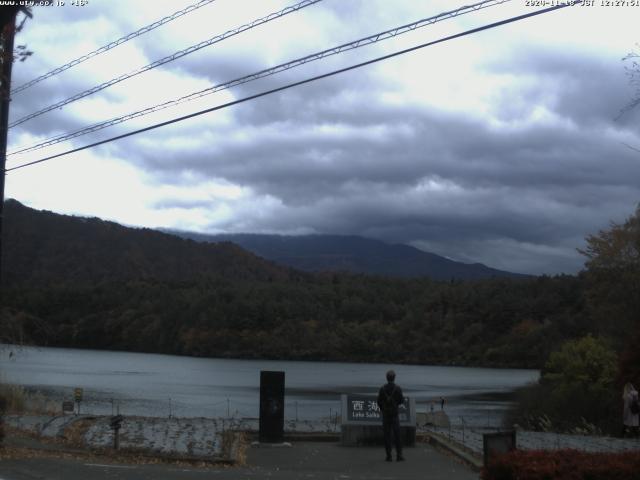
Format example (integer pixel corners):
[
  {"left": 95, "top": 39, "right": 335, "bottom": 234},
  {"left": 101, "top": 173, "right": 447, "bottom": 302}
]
[{"left": 5, "top": 0, "right": 640, "bottom": 275}]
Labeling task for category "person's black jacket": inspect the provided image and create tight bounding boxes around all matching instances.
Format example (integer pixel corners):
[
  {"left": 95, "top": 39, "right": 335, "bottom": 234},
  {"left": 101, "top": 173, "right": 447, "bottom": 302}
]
[{"left": 377, "top": 382, "right": 404, "bottom": 418}]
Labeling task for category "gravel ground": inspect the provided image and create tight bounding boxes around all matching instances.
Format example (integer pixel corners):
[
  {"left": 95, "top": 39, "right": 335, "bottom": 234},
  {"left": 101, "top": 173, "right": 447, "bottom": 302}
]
[
  {"left": 3, "top": 414, "right": 340, "bottom": 459},
  {"left": 8, "top": 413, "right": 640, "bottom": 462}
]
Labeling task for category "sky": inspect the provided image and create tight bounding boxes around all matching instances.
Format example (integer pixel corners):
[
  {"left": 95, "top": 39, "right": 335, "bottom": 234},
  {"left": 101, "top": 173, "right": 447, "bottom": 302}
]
[{"left": 4, "top": 0, "right": 640, "bottom": 275}]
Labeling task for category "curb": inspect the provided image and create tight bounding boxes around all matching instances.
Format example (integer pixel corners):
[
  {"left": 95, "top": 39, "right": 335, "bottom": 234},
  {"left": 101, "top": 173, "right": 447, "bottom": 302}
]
[{"left": 420, "top": 430, "right": 483, "bottom": 471}]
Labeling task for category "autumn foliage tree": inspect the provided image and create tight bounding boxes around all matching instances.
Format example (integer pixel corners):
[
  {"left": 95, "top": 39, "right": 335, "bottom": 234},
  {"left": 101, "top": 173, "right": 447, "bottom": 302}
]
[{"left": 579, "top": 205, "right": 640, "bottom": 387}]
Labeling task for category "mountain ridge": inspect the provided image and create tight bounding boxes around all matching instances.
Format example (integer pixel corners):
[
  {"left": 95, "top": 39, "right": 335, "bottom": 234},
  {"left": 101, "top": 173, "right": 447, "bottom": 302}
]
[
  {"left": 169, "top": 231, "right": 529, "bottom": 280},
  {"left": 3, "top": 199, "right": 527, "bottom": 282}
]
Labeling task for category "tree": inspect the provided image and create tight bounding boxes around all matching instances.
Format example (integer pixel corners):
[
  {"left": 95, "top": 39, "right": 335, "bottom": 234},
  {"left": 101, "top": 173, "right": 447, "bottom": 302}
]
[
  {"left": 579, "top": 205, "right": 640, "bottom": 393},
  {"left": 579, "top": 205, "right": 640, "bottom": 342},
  {"left": 619, "top": 45, "right": 640, "bottom": 120}
]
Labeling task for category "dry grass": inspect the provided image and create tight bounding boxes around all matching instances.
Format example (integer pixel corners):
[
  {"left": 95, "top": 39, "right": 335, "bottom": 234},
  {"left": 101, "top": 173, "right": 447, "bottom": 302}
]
[
  {"left": 61, "top": 418, "right": 93, "bottom": 446},
  {"left": 221, "top": 430, "right": 247, "bottom": 466},
  {"left": 23, "top": 390, "right": 58, "bottom": 415},
  {"left": 0, "top": 383, "right": 26, "bottom": 413},
  {"left": 0, "top": 381, "right": 59, "bottom": 415}
]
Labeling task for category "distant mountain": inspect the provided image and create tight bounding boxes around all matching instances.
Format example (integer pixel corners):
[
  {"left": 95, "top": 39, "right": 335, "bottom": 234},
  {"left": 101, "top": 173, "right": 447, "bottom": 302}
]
[
  {"left": 2, "top": 199, "right": 294, "bottom": 285},
  {"left": 170, "top": 232, "right": 528, "bottom": 280}
]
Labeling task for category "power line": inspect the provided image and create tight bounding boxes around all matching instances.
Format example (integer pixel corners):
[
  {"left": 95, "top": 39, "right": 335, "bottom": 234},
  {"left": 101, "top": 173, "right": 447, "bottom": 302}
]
[
  {"left": 8, "top": 0, "right": 511, "bottom": 157},
  {"left": 12, "top": 0, "right": 218, "bottom": 95},
  {"left": 9, "top": 0, "right": 322, "bottom": 129},
  {"left": 5, "top": 1, "right": 581, "bottom": 174}
]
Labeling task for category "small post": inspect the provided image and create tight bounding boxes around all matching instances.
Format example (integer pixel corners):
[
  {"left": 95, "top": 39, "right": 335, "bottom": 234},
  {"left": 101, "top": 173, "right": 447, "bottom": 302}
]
[
  {"left": 461, "top": 416, "right": 465, "bottom": 444},
  {"left": 227, "top": 398, "right": 230, "bottom": 418},
  {"left": 110, "top": 415, "right": 123, "bottom": 450}
]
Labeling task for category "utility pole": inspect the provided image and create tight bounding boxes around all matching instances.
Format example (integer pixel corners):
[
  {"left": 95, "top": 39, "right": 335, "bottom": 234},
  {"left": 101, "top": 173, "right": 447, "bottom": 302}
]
[
  {"left": 0, "top": 8, "right": 19, "bottom": 447},
  {"left": 0, "top": 8, "right": 19, "bottom": 295}
]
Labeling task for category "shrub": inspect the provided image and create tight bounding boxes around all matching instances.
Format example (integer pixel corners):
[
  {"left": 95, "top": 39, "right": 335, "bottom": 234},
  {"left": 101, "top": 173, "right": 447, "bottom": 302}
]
[
  {"left": 481, "top": 449, "right": 640, "bottom": 480},
  {"left": 508, "top": 336, "right": 620, "bottom": 434}
]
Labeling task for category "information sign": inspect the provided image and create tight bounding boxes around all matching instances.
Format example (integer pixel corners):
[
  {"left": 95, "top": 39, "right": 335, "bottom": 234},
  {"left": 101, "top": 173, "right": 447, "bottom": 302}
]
[
  {"left": 62, "top": 401, "right": 74, "bottom": 414},
  {"left": 342, "top": 394, "right": 414, "bottom": 425}
]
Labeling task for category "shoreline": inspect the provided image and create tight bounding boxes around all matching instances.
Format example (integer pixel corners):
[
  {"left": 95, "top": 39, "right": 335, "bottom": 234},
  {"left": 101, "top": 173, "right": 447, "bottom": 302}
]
[{"left": 1, "top": 342, "right": 543, "bottom": 371}]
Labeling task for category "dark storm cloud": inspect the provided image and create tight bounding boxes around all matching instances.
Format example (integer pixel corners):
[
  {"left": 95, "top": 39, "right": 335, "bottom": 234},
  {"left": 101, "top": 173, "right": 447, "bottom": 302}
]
[
  {"left": 10, "top": 2, "right": 639, "bottom": 276},
  {"left": 487, "top": 49, "right": 639, "bottom": 128},
  {"left": 108, "top": 43, "right": 640, "bottom": 275},
  {"left": 122, "top": 96, "right": 640, "bottom": 201}
]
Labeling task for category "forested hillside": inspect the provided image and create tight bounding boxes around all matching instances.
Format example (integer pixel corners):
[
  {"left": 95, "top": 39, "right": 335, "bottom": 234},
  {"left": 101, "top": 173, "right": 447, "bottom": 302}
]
[
  {"left": 1, "top": 200, "right": 593, "bottom": 368},
  {"left": 2, "top": 199, "right": 294, "bottom": 285}
]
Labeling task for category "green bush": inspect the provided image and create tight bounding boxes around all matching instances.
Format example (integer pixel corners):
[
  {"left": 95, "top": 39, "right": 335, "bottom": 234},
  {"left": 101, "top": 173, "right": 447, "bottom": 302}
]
[{"left": 508, "top": 336, "right": 620, "bottom": 433}]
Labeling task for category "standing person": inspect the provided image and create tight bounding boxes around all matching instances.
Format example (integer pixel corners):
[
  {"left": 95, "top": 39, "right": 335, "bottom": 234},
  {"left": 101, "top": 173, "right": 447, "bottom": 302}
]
[
  {"left": 377, "top": 370, "right": 405, "bottom": 462},
  {"left": 440, "top": 396, "right": 446, "bottom": 410},
  {"left": 622, "top": 382, "right": 639, "bottom": 437}
]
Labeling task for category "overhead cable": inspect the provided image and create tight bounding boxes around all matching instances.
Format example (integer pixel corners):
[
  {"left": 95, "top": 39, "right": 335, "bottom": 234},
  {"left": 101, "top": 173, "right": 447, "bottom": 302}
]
[
  {"left": 12, "top": 0, "right": 218, "bottom": 95},
  {"left": 9, "top": 0, "right": 511, "bottom": 157},
  {"left": 9, "top": 0, "right": 322, "bottom": 129},
  {"left": 5, "top": 1, "right": 581, "bottom": 173}
]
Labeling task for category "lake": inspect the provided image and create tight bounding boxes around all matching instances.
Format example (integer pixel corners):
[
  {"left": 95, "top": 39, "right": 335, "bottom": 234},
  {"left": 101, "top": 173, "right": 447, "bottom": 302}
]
[{"left": 0, "top": 345, "right": 539, "bottom": 427}]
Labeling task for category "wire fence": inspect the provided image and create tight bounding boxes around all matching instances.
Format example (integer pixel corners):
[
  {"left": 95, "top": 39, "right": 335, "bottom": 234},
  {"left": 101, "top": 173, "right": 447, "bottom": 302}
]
[
  {"left": 22, "top": 391, "right": 342, "bottom": 424},
  {"left": 11, "top": 389, "right": 640, "bottom": 454}
]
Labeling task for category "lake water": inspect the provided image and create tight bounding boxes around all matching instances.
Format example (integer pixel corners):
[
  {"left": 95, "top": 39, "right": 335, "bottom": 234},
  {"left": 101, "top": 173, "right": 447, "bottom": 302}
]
[{"left": 0, "top": 345, "right": 539, "bottom": 427}]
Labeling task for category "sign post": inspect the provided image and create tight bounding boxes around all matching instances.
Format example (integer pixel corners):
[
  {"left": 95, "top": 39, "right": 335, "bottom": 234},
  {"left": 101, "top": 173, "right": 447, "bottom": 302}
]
[
  {"left": 74, "top": 388, "right": 83, "bottom": 415},
  {"left": 110, "top": 414, "right": 123, "bottom": 450}
]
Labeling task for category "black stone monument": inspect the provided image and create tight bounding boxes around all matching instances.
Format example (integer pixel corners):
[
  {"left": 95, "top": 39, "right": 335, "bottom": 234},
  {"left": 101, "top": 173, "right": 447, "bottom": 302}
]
[{"left": 259, "top": 370, "right": 285, "bottom": 443}]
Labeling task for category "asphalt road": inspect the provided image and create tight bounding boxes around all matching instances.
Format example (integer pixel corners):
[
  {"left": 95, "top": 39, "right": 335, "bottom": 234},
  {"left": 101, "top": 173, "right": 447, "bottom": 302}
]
[{"left": 0, "top": 441, "right": 479, "bottom": 480}]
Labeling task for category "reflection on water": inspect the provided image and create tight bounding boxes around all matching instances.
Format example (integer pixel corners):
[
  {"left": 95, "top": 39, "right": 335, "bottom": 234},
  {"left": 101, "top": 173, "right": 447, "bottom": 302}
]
[{"left": 0, "top": 345, "right": 538, "bottom": 426}]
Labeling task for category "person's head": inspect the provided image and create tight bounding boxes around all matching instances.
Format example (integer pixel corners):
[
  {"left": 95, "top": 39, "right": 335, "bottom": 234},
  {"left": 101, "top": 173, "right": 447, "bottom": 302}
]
[
  {"left": 624, "top": 382, "right": 636, "bottom": 397},
  {"left": 386, "top": 370, "right": 396, "bottom": 382}
]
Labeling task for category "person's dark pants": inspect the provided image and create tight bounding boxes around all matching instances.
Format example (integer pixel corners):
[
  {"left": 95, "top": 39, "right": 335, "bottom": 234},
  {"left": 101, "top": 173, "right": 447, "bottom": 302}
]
[{"left": 382, "top": 415, "right": 402, "bottom": 459}]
